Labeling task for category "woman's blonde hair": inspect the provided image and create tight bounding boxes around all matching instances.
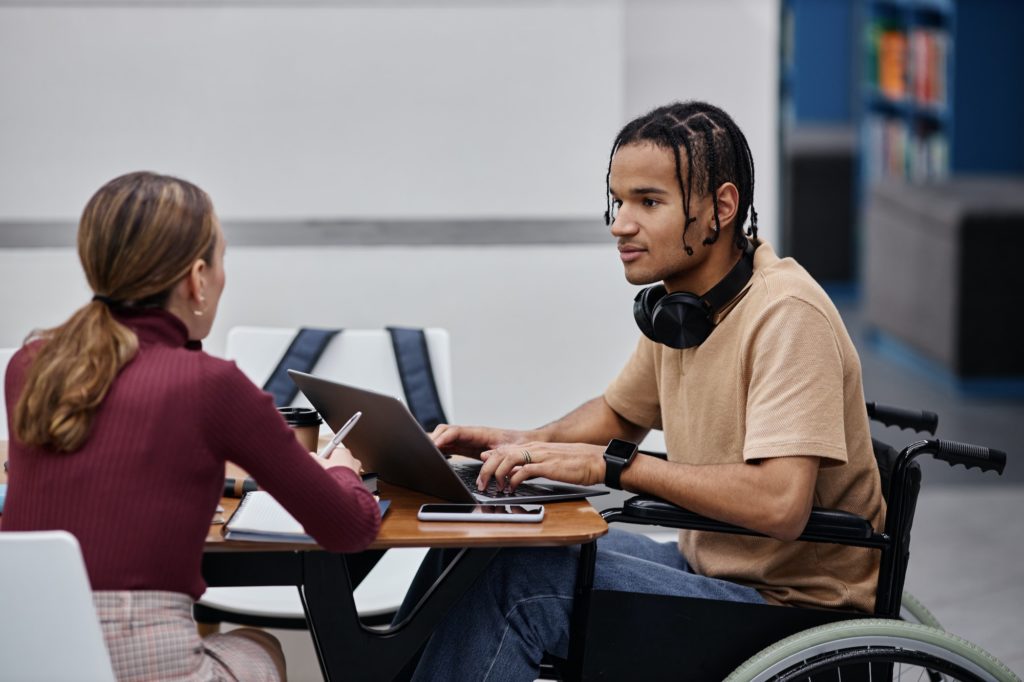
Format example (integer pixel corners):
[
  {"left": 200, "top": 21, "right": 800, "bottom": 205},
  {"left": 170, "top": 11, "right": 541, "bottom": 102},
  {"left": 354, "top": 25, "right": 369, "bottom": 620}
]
[{"left": 13, "top": 171, "right": 217, "bottom": 452}]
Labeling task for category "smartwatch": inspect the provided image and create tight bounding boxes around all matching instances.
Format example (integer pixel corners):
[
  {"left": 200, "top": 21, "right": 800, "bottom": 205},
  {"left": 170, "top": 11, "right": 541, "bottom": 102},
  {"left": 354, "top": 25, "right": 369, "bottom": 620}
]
[{"left": 603, "top": 438, "right": 639, "bottom": 490}]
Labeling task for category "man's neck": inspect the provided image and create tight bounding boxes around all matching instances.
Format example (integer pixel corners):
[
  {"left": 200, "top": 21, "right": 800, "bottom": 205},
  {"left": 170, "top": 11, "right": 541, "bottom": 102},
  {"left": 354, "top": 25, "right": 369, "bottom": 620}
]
[{"left": 665, "top": 243, "right": 744, "bottom": 295}]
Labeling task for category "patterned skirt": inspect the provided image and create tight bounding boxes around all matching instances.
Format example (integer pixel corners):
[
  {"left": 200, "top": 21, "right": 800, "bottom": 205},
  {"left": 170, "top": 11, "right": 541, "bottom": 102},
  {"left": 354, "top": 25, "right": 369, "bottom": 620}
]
[{"left": 93, "top": 591, "right": 283, "bottom": 681}]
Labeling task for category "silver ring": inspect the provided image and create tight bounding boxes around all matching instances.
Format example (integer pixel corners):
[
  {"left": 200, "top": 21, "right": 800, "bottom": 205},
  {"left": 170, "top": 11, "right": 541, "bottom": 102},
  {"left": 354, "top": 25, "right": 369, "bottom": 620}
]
[{"left": 522, "top": 449, "right": 532, "bottom": 465}]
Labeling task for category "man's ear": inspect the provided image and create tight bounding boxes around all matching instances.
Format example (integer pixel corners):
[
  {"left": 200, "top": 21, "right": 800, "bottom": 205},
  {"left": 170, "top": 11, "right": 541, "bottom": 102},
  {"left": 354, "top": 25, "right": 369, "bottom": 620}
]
[{"left": 710, "top": 182, "right": 739, "bottom": 232}]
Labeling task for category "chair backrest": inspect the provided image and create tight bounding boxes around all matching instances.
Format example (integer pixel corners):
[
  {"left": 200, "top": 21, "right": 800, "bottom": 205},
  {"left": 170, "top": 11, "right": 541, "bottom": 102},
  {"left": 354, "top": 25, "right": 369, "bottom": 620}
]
[
  {"left": 225, "top": 327, "right": 454, "bottom": 425},
  {"left": 871, "top": 437, "right": 923, "bottom": 617},
  {"left": 0, "top": 530, "right": 115, "bottom": 682},
  {"left": 871, "top": 436, "right": 923, "bottom": 506},
  {"left": 567, "top": 406, "right": 941, "bottom": 678},
  {"left": 1, "top": 346, "right": 18, "bottom": 441}
]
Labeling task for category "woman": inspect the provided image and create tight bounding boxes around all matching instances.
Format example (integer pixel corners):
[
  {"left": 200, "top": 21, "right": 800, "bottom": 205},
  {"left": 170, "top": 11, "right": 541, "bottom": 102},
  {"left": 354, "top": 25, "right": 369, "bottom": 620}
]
[{"left": 2, "top": 171, "right": 381, "bottom": 681}]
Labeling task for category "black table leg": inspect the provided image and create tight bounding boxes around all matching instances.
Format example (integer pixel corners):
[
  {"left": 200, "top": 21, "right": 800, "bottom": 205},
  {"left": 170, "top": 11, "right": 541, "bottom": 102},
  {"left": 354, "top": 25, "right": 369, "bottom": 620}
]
[
  {"left": 564, "top": 540, "right": 597, "bottom": 682},
  {"left": 302, "top": 547, "right": 500, "bottom": 682}
]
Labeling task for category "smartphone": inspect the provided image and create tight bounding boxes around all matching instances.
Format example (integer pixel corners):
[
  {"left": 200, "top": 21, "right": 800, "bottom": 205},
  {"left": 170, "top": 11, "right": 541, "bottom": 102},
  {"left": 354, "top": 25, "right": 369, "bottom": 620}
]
[{"left": 417, "top": 503, "right": 545, "bottom": 523}]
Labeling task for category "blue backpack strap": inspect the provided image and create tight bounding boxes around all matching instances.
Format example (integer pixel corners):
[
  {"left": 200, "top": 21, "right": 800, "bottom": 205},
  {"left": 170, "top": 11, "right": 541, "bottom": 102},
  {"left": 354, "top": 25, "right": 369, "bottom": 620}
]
[
  {"left": 262, "top": 328, "right": 341, "bottom": 407},
  {"left": 387, "top": 327, "right": 448, "bottom": 432}
]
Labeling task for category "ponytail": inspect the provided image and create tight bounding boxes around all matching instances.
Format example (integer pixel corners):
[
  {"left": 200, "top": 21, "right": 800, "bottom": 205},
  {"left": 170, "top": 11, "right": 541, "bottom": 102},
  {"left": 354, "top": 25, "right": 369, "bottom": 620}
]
[
  {"left": 11, "top": 170, "right": 216, "bottom": 453},
  {"left": 13, "top": 299, "right": 139, "bottom": 452}
]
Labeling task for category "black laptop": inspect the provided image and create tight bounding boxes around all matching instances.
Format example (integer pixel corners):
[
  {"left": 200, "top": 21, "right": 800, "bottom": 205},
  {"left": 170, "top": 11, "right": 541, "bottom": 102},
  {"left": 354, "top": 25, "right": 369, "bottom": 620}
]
[{"left": 288, "top": 370, "right": 606, "bottom": 504}]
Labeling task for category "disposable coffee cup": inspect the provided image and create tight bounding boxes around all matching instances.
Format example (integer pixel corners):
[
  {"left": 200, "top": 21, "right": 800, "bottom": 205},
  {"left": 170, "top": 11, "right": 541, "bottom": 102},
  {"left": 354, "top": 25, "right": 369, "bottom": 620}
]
[{"left": 277, "top": 406, "right": 323, "bottom": 452}]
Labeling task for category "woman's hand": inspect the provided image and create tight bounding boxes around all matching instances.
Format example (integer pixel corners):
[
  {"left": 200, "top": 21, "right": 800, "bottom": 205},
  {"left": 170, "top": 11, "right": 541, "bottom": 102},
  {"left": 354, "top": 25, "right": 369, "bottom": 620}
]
[
  {"left": 311, "top": 445, "right": 362, "bottom": 477},
  {"left": 476, "top": 442, "right": 606, "bottom": 492}
]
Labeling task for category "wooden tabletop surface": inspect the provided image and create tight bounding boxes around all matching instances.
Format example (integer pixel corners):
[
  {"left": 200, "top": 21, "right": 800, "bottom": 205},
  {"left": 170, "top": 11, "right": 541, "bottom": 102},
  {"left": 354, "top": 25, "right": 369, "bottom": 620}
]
[
  {"left": 2, "top": 442, "right": 608, "bottom": 551},
  {"left": 208, "top": 478, "right": 606, "bottom": 552}
]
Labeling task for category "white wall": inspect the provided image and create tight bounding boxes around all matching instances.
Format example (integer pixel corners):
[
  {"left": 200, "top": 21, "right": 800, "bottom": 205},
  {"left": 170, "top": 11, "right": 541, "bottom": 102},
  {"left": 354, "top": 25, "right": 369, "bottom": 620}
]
[
  {"left": 625, "top": 0, "right": 780, "bottom": 243},
  {"left": 0, "top": 244, "right": 642, "bottom": 429},
  {"left": 0, "top": 2, "right": 622, "bottom": 220},
  {"left": 0, "top": 1, "right": 780, "bottom": 439}
]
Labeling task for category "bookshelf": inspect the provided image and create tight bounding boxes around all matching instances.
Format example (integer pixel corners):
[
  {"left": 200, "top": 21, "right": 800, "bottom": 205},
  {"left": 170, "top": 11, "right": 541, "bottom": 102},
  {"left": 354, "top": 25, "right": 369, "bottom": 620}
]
[
  {"left": 781, "top": 0, "right": 857, "bottom": 128},
  {"left": 860, "top": 0, "right": 1024, "bottom": 383},
  {"left": 779, "top": 0, "right": 859, "bottom": 284},
  {"left": 860, "top": 0, "right": 1024, "bottom": 185},
  {"left": 779, "top": 0, "right": 1023, "bottom": 292}
]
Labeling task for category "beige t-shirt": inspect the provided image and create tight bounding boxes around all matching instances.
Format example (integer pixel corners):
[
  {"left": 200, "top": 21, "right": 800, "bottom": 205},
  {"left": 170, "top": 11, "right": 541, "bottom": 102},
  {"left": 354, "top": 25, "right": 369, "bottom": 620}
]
[{"left": 605, "top": 241, "right": 885, "bottom": 612}]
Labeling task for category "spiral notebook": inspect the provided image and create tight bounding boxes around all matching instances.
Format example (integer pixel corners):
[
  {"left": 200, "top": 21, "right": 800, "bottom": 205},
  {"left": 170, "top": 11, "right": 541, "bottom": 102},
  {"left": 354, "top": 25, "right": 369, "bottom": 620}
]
[{"left": 223, "top": 490, "right": 390, "bottom": 543}]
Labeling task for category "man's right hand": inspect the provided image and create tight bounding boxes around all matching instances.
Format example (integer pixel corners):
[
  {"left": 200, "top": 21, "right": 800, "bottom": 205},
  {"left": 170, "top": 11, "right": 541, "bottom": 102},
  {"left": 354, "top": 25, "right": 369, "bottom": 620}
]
[{"left": 430, "top": 424, "right": 533, "bottom": 459}]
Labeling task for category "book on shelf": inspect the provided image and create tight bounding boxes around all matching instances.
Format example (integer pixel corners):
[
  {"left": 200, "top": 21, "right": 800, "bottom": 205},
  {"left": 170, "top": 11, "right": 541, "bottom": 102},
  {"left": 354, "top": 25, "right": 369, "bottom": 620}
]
[
  {"left": 865, "top": 114, "right": 948, "bottom": 184},
  {"left": 223, "top": 490, "right": 390, "bottom": 543},
  {"left": 866, "top": 19, "right": 949, "bottom": 109},
  {"left": 909, "top": 28, "right": 948, "bottom": 107},
  {"left": 878, "top": 28, "right": 907, "bottom": 99}
]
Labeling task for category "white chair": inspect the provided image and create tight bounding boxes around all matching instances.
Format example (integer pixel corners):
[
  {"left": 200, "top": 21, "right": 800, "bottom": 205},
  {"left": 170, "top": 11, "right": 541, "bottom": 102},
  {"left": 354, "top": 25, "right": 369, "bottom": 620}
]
[
  {"left": 0, "top": 530, "right": 116, "bottom": 682},
  {"left": 1, "top": 347, "right": 18, "bottom": 442},
  {"left": 228, "top": 327, "right": 452, "bottom": 419},
  {"left": 197, "top": 327, "right": 450, "bottom": 632}
]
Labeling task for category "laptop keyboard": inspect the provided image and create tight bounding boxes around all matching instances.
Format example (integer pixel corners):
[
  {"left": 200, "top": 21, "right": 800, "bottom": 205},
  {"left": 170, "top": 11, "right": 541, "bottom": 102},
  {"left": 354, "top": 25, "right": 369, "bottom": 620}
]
[{"left": 450, "top": 462, "right": 550, "bottom": 499}]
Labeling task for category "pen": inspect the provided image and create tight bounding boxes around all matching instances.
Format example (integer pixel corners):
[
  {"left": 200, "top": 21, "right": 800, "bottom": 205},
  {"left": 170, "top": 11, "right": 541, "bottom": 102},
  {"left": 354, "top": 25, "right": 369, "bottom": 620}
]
[{"left": 318, "top": 411, "right": 362, "bottom": 459}]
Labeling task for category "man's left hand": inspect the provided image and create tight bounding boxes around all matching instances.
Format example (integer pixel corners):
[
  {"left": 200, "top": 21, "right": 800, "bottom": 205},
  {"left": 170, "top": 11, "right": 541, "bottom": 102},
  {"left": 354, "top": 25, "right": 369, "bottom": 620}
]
[{"left": 476, "top": 442, "right": 606, "bottom": 492}]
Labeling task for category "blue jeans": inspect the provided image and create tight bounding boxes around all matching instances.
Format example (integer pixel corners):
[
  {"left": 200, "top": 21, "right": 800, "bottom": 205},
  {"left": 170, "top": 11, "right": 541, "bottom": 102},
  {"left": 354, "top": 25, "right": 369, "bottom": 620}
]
[{"left": 408, "top": 528, "right": 765, "bottom": 682}]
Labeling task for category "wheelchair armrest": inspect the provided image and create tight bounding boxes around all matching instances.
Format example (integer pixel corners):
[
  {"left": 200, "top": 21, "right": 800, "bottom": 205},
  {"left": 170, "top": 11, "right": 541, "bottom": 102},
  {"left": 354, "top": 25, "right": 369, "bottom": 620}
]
[{"left": 614, "top": 496, "right": 878, "bottom": 545}]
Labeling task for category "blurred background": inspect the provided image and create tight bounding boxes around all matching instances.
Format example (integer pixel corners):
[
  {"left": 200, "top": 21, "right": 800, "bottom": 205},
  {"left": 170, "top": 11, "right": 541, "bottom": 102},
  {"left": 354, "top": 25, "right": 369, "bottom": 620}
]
[{"left": 1, "top": 0, "right": 1021, "bottom": 677}]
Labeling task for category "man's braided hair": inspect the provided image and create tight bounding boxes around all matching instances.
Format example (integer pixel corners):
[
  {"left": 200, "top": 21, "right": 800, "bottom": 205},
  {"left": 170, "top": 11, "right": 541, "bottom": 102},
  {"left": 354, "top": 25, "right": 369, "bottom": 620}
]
[{"left": 604, "top": 101, "right": 759, "bottom": 255}]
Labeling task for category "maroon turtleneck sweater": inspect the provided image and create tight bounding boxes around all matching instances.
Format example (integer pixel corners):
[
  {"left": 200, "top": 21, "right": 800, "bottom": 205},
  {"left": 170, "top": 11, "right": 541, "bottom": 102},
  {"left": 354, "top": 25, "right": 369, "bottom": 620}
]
[{"left": 2, "top": 308, "right": 381, "bottom": 599}]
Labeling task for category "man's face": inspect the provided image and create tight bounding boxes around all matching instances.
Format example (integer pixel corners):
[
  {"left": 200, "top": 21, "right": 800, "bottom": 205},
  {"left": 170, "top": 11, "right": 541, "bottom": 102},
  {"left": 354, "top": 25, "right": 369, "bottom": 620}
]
[{"left": 609, "top": 142, "right": 712, "bottom": 291}]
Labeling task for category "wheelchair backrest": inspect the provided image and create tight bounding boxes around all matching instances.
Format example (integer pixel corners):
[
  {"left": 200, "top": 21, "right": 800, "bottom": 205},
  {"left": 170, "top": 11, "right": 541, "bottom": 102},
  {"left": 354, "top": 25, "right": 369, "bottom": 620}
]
[
  {"left": 871, "top": 436, "right": 922, "bottom": 506},
  {"left": 870, "top": 436, "right": 924, "bottom": 617}
]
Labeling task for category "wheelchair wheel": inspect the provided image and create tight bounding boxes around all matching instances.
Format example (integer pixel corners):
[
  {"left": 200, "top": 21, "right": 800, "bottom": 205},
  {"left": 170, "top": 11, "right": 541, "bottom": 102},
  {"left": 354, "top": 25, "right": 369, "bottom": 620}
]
[
  {"left": 901, "top": 591, "right": 944, "bottom": 629},
  {"left": 725, "top": 619, "right": 1019, "bottom": 682}
]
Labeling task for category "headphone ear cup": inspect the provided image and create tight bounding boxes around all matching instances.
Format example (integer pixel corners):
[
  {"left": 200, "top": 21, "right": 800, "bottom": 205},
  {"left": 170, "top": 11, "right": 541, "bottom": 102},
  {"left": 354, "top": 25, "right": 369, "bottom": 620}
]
[
  {"left": 651, "top": 292, "right": 715, "bottom": 349},
  {"left": 633, "top": 285, "right": 666, "bottom": 341}
]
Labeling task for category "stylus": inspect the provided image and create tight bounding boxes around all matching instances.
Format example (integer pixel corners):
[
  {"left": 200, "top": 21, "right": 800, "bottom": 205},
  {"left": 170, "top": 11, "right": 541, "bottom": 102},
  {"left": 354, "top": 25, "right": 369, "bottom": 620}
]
[{"left": 317, "top": 411, "right": 362, "bottom": 459}]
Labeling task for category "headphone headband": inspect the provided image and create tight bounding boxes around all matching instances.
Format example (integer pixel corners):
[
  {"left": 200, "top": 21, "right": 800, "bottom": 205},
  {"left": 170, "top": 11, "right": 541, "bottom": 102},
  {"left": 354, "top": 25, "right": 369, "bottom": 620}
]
[
  {"left": 633, "top": 241, "right": 757, "bottom": 349},
  {"left": 700, "top": 242, "right": 755, "bottom": 312}
]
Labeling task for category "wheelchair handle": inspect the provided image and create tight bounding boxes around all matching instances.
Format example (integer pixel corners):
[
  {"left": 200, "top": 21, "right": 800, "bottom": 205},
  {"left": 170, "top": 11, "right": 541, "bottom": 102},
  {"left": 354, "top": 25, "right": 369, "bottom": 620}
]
[
  {"left": 866, "top": 402, "right": 938, "bottom": 435},
  {"left": 898, "top": 439, "right": 1006, "bottom": 476},
  {"left": 933, "top": 439, "right": 1006, "bottom": 475}
]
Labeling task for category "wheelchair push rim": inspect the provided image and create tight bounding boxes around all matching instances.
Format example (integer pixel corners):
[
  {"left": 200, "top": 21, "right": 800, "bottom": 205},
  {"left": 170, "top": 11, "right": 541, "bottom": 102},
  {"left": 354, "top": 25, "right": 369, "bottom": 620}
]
[
  {"left": 900, "top": 591, "right": 944, "bottom": 629},
  {"left": 725, "top": 619, "right": 1020, "bottom": 682}
]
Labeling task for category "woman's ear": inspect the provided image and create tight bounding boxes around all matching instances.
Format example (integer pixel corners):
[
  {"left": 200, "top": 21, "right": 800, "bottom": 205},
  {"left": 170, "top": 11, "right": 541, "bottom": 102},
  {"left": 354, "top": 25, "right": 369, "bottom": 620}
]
[{"left": 187, "top": 258, "right": 208, "bottom": 308}]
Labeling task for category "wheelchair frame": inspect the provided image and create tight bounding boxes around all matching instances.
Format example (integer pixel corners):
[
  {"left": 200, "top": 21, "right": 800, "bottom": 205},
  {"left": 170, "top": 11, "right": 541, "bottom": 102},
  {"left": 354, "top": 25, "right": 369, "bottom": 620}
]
[{"left": 555, "top": 403, "right": 1012, "bottom": 681}]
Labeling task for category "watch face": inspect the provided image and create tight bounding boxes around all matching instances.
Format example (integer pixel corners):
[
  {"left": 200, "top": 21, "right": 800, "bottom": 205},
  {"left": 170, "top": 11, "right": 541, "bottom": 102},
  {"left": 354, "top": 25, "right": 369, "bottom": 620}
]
[{"left": 606, "top": 439, "right": 637, "bottom": 460}]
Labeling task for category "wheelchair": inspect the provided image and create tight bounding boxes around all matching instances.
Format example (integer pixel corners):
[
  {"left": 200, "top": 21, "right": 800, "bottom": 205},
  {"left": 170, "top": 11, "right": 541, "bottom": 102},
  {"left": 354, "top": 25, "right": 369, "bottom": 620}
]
[{"left": 551, "top": 402, "right": 1017, "bottom": 681}]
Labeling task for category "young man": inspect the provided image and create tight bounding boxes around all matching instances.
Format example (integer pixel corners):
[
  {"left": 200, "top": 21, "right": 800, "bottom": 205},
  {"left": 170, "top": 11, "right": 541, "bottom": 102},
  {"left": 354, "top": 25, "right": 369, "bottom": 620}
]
[{"left": 412, "top": 101, "right": 885, "bottom": 681}]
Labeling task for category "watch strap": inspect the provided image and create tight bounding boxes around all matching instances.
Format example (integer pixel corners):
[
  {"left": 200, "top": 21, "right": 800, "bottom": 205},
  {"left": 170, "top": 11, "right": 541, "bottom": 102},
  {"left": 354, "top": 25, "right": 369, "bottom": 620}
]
[
  {"left": 603, "top": 439, "right": 638, "bottom": 490},
  {"left": 605, "top": 458, "right": 625, "bottom": 490}
]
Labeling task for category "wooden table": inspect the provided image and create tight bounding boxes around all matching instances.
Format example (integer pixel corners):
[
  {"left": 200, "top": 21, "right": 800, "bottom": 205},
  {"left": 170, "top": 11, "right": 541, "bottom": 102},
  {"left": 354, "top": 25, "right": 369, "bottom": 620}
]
[
  {"left": 209, "top": 478, "right": 606, "bottom": 551},
  {"left": 204, "top": 479, "right": 606, "bottom": 680},
  {"left": 3, "top": 445, "right": 607, "bottom": 680}
]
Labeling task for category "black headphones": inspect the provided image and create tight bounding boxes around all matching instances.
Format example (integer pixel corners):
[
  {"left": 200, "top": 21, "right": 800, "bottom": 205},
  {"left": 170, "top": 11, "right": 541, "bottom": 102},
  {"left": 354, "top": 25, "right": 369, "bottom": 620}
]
[{"left": 633, "top": 242, "right": 757, "bottom": 349}]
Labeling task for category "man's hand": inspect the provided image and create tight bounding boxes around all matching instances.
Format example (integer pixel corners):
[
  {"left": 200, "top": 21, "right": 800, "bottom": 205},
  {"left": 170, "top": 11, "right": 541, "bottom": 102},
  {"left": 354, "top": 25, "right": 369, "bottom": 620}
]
[
  {"left": 477, "top": 442, "right": 606, "bottom": 492},
  {"left": 430, "top": 423, "right": 533, "bottom": 459}
]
